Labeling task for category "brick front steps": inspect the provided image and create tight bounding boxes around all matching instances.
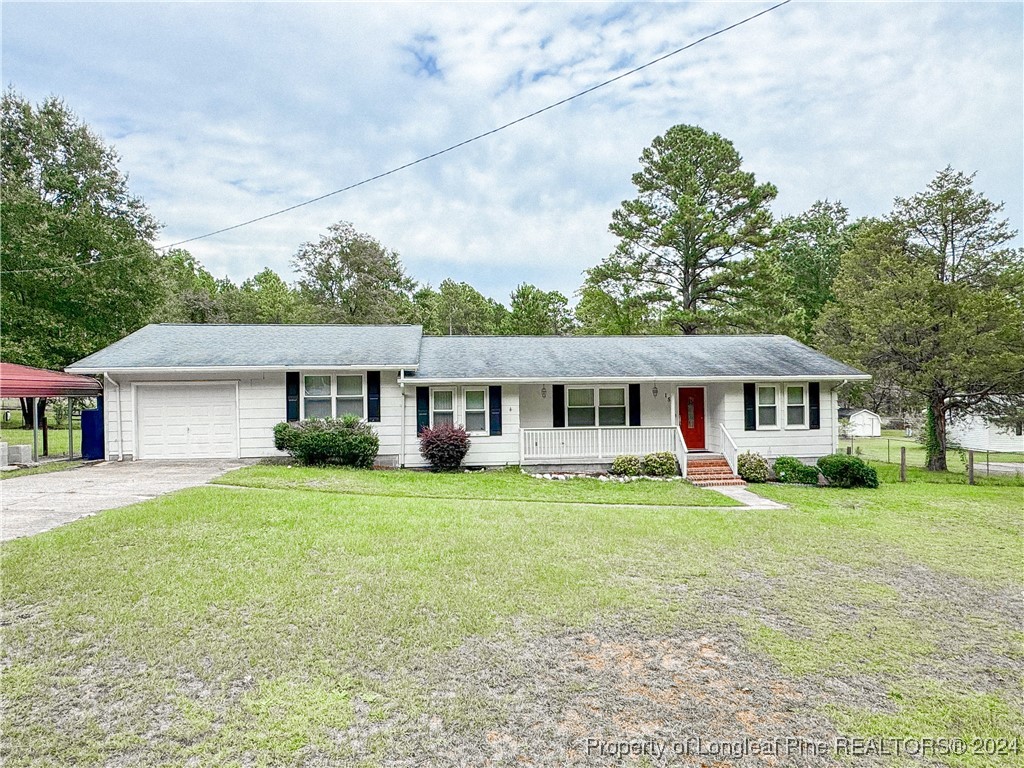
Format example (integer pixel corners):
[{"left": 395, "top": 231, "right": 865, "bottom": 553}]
[{"left": 686, "top": 454, "right": 746, "bottom": 487}]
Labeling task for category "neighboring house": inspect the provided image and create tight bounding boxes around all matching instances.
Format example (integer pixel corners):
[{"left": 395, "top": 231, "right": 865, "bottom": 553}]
[
  {"left": 948, "top": 412, "right": 1024, "bottom": 454},
  {"left": 66, "top": 324, "right": 869, "bottom": 475},
  {"left": 838, "top": 407, "right": 882, "bottom": 438}
]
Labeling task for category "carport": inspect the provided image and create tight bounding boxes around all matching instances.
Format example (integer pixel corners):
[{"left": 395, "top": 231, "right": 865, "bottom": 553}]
[{"left": 0, "top": 363, "right": 102, "bottom": 463}]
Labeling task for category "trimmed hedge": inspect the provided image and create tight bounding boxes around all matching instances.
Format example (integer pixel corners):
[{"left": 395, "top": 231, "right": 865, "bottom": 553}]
[
  {"left": 737, "top": 451, "right": 770, "bottom": 483},
  {"left": 773, "top": 456, "right": 820, "bottom": 485},
  {"left": 642, "top": 452, "right": 678, "bottom": 477},
  {"left": 611, "top": 454, "right": 643, "bottom": 476},
  {"left": 817, "top": 454, "right": 879, "bottom": 488},
  {"left": 274, "top": 415, "right": 379, "bottom": 467},
  {"left": 419, "top": 423, "right": 471, "bottom": 471}
]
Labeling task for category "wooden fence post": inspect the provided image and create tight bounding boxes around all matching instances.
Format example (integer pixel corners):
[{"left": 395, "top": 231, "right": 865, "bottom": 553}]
[
  {"left": 900, "top": 447, "right": 906, "bottom": 482},
  {"left": 968, "top": 450, "right": 975, "bottom": 485}
]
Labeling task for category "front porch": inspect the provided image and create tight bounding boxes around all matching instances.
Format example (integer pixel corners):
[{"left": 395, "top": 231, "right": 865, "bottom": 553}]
[{"left": 518, "top": 424, "right": 741, "bottom": 480}]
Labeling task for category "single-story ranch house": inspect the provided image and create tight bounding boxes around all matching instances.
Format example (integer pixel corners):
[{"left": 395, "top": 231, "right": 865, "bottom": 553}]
[{"left": 66, "top": 324, "right": 869, "bottom": 478}]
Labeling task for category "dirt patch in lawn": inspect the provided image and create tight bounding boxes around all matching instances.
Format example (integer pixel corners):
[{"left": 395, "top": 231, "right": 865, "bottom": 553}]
[{"left": 361, "top": 622, "right": 869, "bottom": 767}]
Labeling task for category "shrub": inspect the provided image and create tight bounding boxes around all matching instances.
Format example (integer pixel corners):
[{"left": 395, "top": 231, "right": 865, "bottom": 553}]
[
  {"left": 816, "top": 454, "right": 879, "bottom": 488},
  {"left": 737, "top": 451, "right": 770, "bottom": 483},
  {"left": 641, "top": 451, "right": 678, "bottom": 477},
  {"left": 773, "top": 456, "right": 820, "bottom": 484},
  {"left": 611, "top": 454, "right": 643, "bottom": 476},
  {"left": 419, "top": 423, "right": 471, "bottom": 471},
  {"left": 274, "top": 421, "right": 299, "bottom": 452},
  {"left": 274, "top": 417, "right": 380, "bottom": 467}
]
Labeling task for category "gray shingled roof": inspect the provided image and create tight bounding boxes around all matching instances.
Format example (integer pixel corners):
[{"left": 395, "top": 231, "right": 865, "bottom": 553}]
[
  {"left": 414, "top": 335, "right": 867, "bottom": 380},
  {"left": 67, "top": 324, "right": 424, "bottom": 371}
]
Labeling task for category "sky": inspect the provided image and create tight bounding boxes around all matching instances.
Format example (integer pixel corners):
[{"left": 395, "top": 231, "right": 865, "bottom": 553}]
[{"left": 3, "top": 1, "right": 1022, "bottom": 303}]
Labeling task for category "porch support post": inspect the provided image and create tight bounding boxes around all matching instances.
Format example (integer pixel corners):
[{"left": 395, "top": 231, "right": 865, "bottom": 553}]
[
  {"left": 68, "top": 397, "right": 74, "bottom": 459},
  {"left": 31, "top": 397, "right": 39, "bottom": 463}
]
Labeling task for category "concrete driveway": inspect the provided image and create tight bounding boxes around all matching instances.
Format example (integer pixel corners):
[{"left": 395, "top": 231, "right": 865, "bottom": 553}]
[{"left": 1, "top": 460, "right": 250, "bottom": 542}]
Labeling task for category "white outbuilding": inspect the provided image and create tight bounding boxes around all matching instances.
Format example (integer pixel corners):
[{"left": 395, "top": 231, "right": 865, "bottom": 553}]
[
  {"left": 839, "top": 408, "right": 882, "bottom": 438},
  {"left": 948, "top": 413, "right": 1024, "bottom": 453}
]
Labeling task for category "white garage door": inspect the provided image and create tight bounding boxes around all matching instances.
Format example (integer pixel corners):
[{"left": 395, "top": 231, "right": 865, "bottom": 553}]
[{"left": 136, "top": 384, "right": 238, "bottom": 459}]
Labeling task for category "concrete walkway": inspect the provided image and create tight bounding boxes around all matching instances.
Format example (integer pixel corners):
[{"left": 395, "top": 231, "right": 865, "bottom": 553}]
[
  {"left": 1, "top": 460, "right": 249, "bottom": 542},
  {"left": 709, "top": 485, "right": 788, "bottom": 509}
]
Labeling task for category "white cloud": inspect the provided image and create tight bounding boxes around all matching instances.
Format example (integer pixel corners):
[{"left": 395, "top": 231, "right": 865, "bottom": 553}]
[{"left": 3, "top": 1, "right": 1021, "bottom": 302}]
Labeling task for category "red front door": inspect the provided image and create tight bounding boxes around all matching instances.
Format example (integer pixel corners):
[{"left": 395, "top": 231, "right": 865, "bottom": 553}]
[{"left": 678, "top": 388, "right": 706, "bottom": 450}]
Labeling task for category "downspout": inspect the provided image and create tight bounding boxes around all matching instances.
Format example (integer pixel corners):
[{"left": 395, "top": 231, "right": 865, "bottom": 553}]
[
  {"left": 104, "top": 373, "right": 123, "bottom": 461},
  {"left": 398, "top": 369, "right": 406, "bottom": 468},
  {"left": 830, "top": 379, "right": 848, "bottom": 454}
]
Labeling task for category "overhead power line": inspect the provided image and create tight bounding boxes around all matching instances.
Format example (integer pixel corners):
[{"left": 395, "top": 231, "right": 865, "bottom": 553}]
[{"left": 2, "top": 0, "right": 791, "bottom": 276}]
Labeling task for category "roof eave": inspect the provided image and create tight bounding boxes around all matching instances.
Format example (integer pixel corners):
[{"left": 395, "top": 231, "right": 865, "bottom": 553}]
[
  {"left": 407, "top": 374, "right": 872, "bottom": 385},
  {"left": 67, "top": 364, "right": 419, "bottom": 375}
]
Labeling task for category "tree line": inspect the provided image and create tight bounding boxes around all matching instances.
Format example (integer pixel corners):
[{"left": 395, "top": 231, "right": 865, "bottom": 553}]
[{"left": 2, "top": 89, "right": 1021, "bottom": 470}]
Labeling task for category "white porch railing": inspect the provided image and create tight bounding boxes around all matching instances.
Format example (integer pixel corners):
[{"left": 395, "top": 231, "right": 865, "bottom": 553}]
[
  {"left": 674, "top": 426, "right": 688, "bottom": 478},
  {"left": 520, "top": 426, "right": 677, "bottom": 463},
  {"left": 720, "top": 423, "right": 739, "bottom": 475}
]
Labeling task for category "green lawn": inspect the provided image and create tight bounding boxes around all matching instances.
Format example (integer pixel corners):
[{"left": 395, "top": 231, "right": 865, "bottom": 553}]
[
  {"left": 1, "top": 421, "right": 80, "bottom": 458},
  {"left": 2, "top": 465, "right": 1021, "bottom": 766},
  {"left": 846, "top": 433, "right": 1024, "bottom": 472},
  {"left": 215, "top": 463, "right": 734, "bottom": 506}
]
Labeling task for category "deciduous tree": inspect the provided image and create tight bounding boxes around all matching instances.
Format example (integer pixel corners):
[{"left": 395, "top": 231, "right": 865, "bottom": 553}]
[
  {"left": 1, "top": 89, "right": 165, "bottom": 369},
  {"left": 292, "top": 221, "right": 417, "bottom": 324}
]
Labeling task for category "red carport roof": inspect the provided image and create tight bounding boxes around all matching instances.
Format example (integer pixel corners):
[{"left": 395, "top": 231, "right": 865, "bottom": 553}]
[{"left": 0, "top": 362, "right": 102, "bottom": 398}]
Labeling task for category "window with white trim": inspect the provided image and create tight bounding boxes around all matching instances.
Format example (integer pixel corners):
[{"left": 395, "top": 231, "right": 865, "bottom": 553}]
[
  {"left": 785, "top": 385, "right": 806, "bottom": 428},
  {"left": 303, "top": 374, "right": 365, "bottom": 419},
  {"left": 464, "top": 388, "right": 487, "bottom": 433},
  {"left": 303, "top": 375, "right": 333, "bottom": 419},
  {"left": 336, "top": 375, "right": 365, "bottom": 418},
  {"left": 567, "top": 387, "right": 627, "bottom": 427},
  {"left": 432, "top": 389, "right": 455, "bottom": 427},
  {"left": 757, "top": 385, "right": 778, "bottom": 428},
  {"left": 598, "top": 387, "right": 627, "bottom": 426},
  {"left": 567, "top": 388, "right": 596, "bottom": 426}
]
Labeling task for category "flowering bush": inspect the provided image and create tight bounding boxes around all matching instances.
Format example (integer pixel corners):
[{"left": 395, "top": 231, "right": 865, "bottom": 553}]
[
  {"left": 736, "top": 451, "right": 770, "bottom": 483},
  {"left": 641, "top": 452, "right": 678, "bottom": 477},
  {"left": 611, "top": 454, "right": 643, "bottom": 476}
]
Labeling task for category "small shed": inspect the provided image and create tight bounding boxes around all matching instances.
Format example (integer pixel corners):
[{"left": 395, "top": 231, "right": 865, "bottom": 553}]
[
  {"left": 0, "top": 362, "right": 102, "bottom": 462},
  {"left": 838, "top": 407, "right": 882, "bottom": 438}
]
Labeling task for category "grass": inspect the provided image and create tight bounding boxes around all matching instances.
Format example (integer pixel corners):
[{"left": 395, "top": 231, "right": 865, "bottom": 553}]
[
  {"left": 214, "top": 462, "right": 735, "bottom": 506},
  {"left": 2, "top": 464, "right": 1022, "bottom": 766},
  {"left": 846, "top": 432, "right": 1024, "bottom": 472},
  {"left": 1, "top": 418, "right": 80, "bottom": 458},
  {"left": 0, "top": 460, "right": 84, "bottom": 481}
]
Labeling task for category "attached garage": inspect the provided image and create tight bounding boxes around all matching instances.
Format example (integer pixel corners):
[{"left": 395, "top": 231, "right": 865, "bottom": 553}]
[{"left": 136, "top": 383, "right": 238, "bottom": 459}]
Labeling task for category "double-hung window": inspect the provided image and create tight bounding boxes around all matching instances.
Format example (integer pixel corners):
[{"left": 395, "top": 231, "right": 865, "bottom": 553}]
[
  {"left": 303, "top": 374, "right": 364, "bottom": 419},
  {"left": 567, "top": 388, "right": 596, "bottom": 426},
  {"left": 566, "top": 387, "right": 627, "bottom": 427},
  {"left": 432, "top": 389, "right": 455, "bottom": 427},
  {"left": 757, "top": 385, "right": 778, "bottom": 428},
  {"left": 336, "top": 375, "right": 364, "bottom": 418},
  {"left": 303, "top": 375, "right": 333, "bottom": 419},
  {"left": 786, "top": 385, "right": 806, "bottom": 428},
  {"left": 598, "top": 388, "right": 627, "bottom": 426},
  {"left": 464, "top": 389, "right": 487, "bottom": 433}
]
